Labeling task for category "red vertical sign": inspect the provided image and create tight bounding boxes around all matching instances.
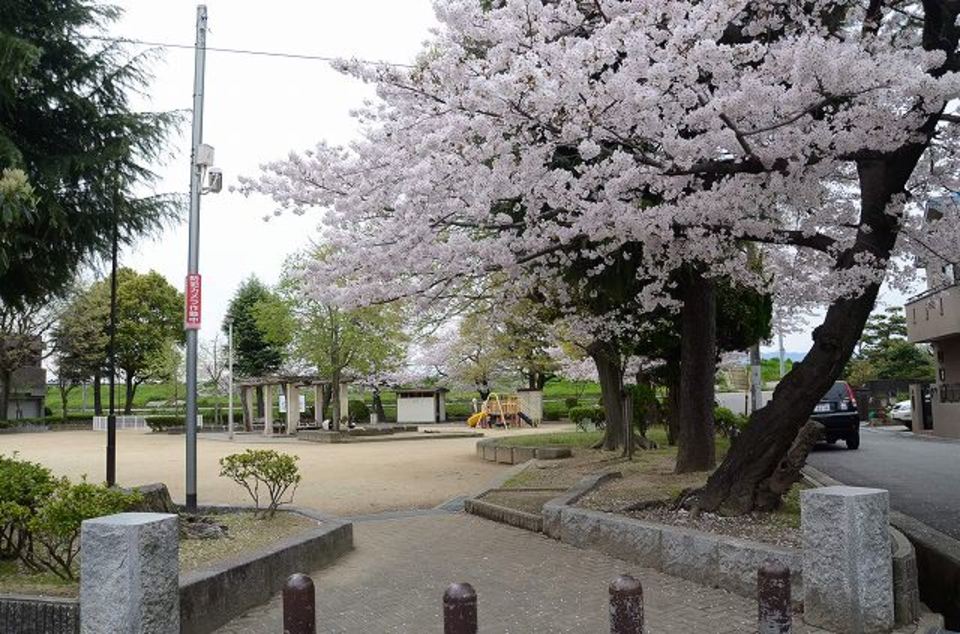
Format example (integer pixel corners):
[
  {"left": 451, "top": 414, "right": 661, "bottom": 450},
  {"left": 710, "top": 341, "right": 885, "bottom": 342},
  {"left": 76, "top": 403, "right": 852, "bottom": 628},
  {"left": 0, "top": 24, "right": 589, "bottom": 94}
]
[{"left": 184, "top": 274, "right": 202, "bottom": 330}]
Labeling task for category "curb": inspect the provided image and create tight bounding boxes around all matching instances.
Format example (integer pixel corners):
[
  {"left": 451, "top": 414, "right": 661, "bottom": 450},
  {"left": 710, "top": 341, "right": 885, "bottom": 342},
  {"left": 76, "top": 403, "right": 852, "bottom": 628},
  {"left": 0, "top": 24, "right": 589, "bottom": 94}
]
[
  {"left": 542, "top": 471, "right": 622, "bottom": 539},
  {"left": 475, "top": 438, "right": 572, "bottom": 464}
]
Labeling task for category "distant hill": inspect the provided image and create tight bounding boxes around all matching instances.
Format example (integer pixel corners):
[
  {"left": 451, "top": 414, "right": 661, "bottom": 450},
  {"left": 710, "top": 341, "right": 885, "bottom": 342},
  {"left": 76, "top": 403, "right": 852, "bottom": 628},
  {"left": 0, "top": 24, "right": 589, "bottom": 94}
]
[{"left": 761, "top": 351, "right": 806, "bottom": 363}]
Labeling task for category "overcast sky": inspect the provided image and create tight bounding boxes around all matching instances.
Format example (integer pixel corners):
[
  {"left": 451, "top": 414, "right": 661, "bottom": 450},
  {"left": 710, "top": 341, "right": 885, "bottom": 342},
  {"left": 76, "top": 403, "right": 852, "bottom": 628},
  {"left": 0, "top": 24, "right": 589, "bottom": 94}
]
[{"left": 108, "top": 0, "right": 919, "bottom": 358}]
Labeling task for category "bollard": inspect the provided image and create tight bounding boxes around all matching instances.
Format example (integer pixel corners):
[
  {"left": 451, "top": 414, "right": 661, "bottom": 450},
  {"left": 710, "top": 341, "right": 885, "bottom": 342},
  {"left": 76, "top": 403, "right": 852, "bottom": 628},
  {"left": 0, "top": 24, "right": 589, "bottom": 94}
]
[
  {"left": 443, "top": 582, "right": 478, "bottom": 634},
  {"left": 758, "top": 559, "right": 792, "bottom": 634},
  {"left": 283, "top": 573, "right": 316, "bottom": 634},
  {"left": 609, "top": 575, "right": 644, "bottom": 634}
]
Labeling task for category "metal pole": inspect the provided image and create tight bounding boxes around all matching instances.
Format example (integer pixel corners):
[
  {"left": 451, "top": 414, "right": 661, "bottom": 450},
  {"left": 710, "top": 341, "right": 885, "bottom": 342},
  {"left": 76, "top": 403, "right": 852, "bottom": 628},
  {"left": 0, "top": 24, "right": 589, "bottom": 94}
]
[
  {"left": 228, "top": 319, "right": 234, "bottom": 440},
  {"left": 609, "top": 575, "right": 643, "bottom": 633},
  {"left": 106, "top": 178, "right": 120, "bottom": 487},
  {"left": 778, "top": 329, "right": 786, "bottom": 379},
  {"left": 443, "top": 583, "right": 478, "bottom": 634},
  {"left": 758, "top": 560, "right": 792, "bottom": 633},
  {"left": 750, "top": 343, "right": 763, "bottom": 413},
  {"left": 184, "top": 4, "right": 208, "bottom": 512},
  {"left": 283, "top": 573, "right": 316, "bottom": 634}
]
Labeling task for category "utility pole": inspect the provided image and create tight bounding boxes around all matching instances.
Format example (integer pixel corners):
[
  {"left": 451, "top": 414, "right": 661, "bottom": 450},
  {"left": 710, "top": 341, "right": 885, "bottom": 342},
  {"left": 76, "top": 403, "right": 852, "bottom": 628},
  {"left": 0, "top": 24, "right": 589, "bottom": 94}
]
[
  {"left": 749, "top": 343, "right": 763, "bottom": 413},
  {"left": 184, "top": 4, "right": 208, "bottom": 512},
  {"left": 778, "top": 329, "right": 786, "bottom": 379}
]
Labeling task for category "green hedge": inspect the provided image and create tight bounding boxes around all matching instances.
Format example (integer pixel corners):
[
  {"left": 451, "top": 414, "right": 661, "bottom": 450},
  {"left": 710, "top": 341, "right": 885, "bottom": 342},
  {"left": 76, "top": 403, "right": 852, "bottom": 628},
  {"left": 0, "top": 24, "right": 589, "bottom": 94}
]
[
  {"left": 568, "top": 405, "right": 604, "bottom": 428},
  {"left": 146, "top": 416, "right": 187, "bottom": 431},
  {"left": 0, "top": 416, "right": 94, "bottom": 429},
  {"left": 348, "top": 400, "right": 370, "bottom": 421}
]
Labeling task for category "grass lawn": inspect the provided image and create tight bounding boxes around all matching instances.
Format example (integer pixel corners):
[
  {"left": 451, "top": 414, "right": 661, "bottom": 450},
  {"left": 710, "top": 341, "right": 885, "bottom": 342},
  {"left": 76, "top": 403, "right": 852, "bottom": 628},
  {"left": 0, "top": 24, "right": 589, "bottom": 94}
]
[{"left": 0, "top": 511, "right": 318, "bottom": 598}]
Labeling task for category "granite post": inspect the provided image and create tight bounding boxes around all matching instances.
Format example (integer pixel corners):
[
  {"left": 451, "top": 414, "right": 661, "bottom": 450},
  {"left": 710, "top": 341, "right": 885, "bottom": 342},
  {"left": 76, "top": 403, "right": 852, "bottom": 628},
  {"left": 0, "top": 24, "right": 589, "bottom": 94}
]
[
  {"left": 801, "top": 486, "right": 894, "bottom": 633},
  {"left": 80, "top": 512, "right": 179, "bottom": 634}
]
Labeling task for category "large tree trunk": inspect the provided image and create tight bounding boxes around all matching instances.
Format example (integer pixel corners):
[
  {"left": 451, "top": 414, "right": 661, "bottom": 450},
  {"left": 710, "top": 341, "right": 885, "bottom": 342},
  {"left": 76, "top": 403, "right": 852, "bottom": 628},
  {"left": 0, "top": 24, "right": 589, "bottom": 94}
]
[
  {"left": 93, "top": 373, "right": 102, "bottom": 416},
  {"left": 588, "top": 340, "right": 623, "bottom": 451},
  {"left": 331, "top": 369, "right": 342, "bottom": 431},
  {"left": 0, "top": 370, "right": 10, "bottom": 421},
  {"left": 675, "top": 272, "right": 717, "bottom": 474},
  {"left": 123, "top": 375, "right": 136, "bottom": 415},
  {"left": 692, "top": 149, "right": 929, "bottom": 514},
  {"left": 665, "top": 374, "right": 679, "bottom": 446},
  {"left": 372, "top": 387, "right": 386, "bottom": 422}
]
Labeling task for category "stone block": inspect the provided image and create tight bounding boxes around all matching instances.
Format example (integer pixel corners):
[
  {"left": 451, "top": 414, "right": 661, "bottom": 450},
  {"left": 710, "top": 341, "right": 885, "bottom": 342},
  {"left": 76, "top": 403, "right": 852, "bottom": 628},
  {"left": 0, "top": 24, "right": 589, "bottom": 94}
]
[
  {"left": 495, "top": 446, "right": 514, "bottom": 464},
  {"left": 802, "top": 486, "right": 894, "bottom": 633},
  {"left": 542, "top": 501, "right": 564, "bottom": 540},
  {"left": 717, "top": 536, "right": 802, "bottom": 600},
  {"left": 560, "top": 508, "right": 661, "bottom": 568},
  {"left": 482, "top": 443, "right": 497, "bottom": 462},
  {"left": 534, "top": 446, "right": 572, "bottom": 460},
  {"left": 511, "top": 446, "right": 537, "bottom": 464},
  {"left": 80, "top": 512, "right": 179, "bottom": 634},
  {"left": 662, "top": 526, "right": 719, "bottom": 586}
]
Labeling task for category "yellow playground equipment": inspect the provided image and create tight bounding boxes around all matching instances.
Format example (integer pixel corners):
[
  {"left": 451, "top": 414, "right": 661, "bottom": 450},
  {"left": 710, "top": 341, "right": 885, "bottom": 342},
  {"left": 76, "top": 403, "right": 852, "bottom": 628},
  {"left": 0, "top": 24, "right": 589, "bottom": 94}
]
[{"left": 467, "top": 393, "right": 534, "bottom": 429}]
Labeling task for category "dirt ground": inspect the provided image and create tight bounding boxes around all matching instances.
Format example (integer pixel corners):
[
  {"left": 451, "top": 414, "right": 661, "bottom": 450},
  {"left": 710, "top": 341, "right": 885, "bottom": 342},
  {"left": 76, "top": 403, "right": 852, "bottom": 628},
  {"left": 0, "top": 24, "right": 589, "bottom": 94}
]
[{"left": 0, "top": 425, "right": 568, "bottom": 516}]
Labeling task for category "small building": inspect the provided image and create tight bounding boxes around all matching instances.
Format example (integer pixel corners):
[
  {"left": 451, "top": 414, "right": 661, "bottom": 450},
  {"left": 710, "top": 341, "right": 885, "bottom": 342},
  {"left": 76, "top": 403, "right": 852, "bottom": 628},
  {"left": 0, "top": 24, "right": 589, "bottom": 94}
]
[
  {"left": 516, "top": 388, "right": 543, "bottom": 426},
  {"left": 904, "top": 197, "right": 959, "bottom": 438},
  {"left": 1, "top": 336, "right": 46, "bottom": 419},
  {"left": 396, "top": 388, "right": 448, "bottom": 423}
]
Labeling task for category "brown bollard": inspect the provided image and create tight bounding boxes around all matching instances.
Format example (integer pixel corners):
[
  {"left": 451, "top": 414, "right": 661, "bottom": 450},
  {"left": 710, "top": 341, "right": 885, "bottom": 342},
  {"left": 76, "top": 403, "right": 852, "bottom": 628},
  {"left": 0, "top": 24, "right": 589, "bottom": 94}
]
[
  {"left": 609, "top": 575, "right": 644, "bottom": 634},
  {"left": 443, "top": 582, "right": 478, "bottom": 634},
  {"left": 283, "top": 573, "right": 316, "bottom": 634},
  {"left": 758, "top": 559, "right": 792, "bottom": 634}
]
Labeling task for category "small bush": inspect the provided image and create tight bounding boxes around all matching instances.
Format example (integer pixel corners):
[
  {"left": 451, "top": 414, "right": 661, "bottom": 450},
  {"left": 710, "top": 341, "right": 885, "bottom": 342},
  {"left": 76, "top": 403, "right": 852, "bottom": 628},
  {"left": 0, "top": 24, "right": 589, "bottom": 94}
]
[
  {"left": 569, "top": 405, "right": 605, "bottom": 430},
  {"left": 564, "top": 397, "right": 579, "bottom": 410},
  {"left": 0, "top": 454, "right": 57, "bottom": 559},
  {"left": 348, "top": 400, "right": 370, "bottom": 422},
  {"left": 25, "top": 479, "right": 141, "bottom": 580},
  {"left": 714, "top": 406, "right": 748, "bottom": 438},
  {"left": 146, "top": 416, "right": 186, "bottom": 431},
  {"left": 219, "top": 450, "right": 301, "bottom": 519}
]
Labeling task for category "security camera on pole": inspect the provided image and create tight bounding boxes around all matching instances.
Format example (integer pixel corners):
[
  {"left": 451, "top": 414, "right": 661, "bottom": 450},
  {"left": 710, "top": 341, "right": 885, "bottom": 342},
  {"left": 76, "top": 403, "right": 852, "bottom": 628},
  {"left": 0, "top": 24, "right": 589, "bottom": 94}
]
[{"left": 184, "top": 4, "right": 221, "bottom": 512}]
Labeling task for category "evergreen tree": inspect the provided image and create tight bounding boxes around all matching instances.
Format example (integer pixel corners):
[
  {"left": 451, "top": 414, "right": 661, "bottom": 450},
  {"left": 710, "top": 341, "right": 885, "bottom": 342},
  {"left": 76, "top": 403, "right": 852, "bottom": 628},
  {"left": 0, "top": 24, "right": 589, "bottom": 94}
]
[
  {"left": 223, "top": 278, "right": 284, "bottom": 379},
  {"left": 0, "top": 0, "right": 180, "bottom": 306}
]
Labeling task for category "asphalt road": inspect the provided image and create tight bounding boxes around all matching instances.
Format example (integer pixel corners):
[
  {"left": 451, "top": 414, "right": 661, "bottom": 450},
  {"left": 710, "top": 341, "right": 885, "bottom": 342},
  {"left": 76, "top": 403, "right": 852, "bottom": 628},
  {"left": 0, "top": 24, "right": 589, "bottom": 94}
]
[{"left": 807, "top": 427, "right": 960, "bottom": 540}]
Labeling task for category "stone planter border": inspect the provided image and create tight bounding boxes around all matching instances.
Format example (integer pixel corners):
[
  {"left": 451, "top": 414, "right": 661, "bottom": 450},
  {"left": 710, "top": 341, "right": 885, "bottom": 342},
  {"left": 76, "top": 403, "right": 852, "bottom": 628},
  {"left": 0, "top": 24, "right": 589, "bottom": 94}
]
[
  {"left": 475, "top": 438, "right": 572, "bottom": 464},
  {"left": 463, "top": 495, "right": 545, "bottom": 533},
  {"left": 0, "top": 507, "right": 353, "bottom": 634}
]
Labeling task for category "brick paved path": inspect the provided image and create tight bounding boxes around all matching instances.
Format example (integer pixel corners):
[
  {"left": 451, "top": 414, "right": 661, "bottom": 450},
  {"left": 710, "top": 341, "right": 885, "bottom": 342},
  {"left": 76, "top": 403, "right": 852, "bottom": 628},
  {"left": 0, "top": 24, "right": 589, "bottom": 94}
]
[{"left": 217, "top": 512, "right": 851, "bottom": 634}]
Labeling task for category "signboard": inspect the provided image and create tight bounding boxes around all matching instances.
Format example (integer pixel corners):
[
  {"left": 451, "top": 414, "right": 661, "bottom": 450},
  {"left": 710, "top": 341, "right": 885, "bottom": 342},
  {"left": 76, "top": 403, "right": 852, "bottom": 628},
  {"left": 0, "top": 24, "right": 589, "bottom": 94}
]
[{"left": 184, "top": 274, "right": 202, "bottom": 330}]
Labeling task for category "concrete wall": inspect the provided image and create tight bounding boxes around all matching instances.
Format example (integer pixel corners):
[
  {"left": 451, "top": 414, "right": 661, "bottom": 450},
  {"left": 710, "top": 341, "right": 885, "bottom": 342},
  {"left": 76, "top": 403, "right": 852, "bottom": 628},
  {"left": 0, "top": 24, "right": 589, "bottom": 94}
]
[
  {"left": 397, "top": 396, "right": 436, "bottom": 423},
  {"left": 715, "top": 391, "right": 774, "bottom": 416},
  {"left": 907, "top": 285, "right": 960, "bottom": 344}
]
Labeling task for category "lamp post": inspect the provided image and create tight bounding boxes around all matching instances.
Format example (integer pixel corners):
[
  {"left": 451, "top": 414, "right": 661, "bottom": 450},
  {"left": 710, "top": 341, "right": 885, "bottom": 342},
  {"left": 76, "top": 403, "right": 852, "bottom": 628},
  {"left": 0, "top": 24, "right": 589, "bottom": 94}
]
[
  {"left": 227, "top": 316, "right": 234, "bottom": 440},
  {"left": 106, "top": 167, "right": 120, "bottom": 487}
]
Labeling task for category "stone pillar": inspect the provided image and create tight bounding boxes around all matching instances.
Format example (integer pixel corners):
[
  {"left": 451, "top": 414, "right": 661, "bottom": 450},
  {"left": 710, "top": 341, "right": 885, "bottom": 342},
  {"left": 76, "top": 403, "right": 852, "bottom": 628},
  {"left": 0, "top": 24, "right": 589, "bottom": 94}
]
[
  {"left": 80, "top": 513, "right": 179, "bottom": 634},
  {"left": 243, "top": 386, "right": 255, "bottom": 432},
  {"left": 314, "top": 385, "right": 323, "bottom": 425},
  {"left": 286, "top": 383, "right": 300, "bottom": 434},
  {"left": 263, "top": 384, "right": 273, "bottom": 436},
  {"left": 338, "top": 383, "right": 349, "bottom": 425},
  {"left": 801, "top": 486, "right": 894, "bottom": 633}
]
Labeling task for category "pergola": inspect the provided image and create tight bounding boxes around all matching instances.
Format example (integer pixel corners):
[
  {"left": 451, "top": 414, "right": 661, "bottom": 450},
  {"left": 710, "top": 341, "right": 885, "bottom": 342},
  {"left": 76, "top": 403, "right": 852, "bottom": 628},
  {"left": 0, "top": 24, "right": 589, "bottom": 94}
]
[{"left": 236, "top": 375, "right": 350, "bottom": 436}]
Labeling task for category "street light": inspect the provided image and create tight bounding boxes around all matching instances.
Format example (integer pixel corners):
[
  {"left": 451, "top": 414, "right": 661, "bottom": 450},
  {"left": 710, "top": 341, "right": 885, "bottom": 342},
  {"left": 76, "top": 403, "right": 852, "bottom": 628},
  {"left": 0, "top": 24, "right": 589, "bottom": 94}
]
[{"left": 226, "top": 316, "right": 234, "bottom": 440}]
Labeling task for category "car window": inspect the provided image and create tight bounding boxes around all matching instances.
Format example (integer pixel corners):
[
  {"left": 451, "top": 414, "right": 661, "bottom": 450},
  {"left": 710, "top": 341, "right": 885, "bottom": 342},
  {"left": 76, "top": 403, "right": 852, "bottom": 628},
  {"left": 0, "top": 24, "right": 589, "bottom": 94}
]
[{"left": 822, "top": 382, "right": 848, "bottom": 401}]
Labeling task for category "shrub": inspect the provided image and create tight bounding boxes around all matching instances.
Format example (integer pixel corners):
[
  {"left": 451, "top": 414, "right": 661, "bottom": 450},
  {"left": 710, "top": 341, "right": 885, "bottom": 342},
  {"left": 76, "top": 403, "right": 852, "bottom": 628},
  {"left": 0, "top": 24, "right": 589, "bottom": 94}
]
[
  {"left": 714, "top": 406, "right": 748, "bottom": 438},
  {"left": 25, "top": 479, "right": 141, "bottom": 580},
  {"left": 348, "top": 400, "right": 370, "bottom": 422},
  {"left": 146, "top": 416, "right": 186, "bottom": 431},
  {"left": 0, "top": 454, "right": 56, "bottom": 559},
  {"left": 219, "top": 450, "right": 301, "bottom": 519},
  {"left": 564, "top": 397, "right": 579, "bottom": 410},
  {"left": 569, "top": 405, "right": 605, "bottom": 430}
]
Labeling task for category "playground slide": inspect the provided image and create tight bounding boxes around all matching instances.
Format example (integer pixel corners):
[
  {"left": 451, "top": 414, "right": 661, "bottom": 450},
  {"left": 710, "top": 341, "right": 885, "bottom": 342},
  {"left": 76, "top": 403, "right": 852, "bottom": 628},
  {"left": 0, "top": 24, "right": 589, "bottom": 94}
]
[
  {"left": 517, "top": 411, "right": 534, "bottom": 427},
  {"left": 467, "top": 412, "right": 485, "bottom": 428}
]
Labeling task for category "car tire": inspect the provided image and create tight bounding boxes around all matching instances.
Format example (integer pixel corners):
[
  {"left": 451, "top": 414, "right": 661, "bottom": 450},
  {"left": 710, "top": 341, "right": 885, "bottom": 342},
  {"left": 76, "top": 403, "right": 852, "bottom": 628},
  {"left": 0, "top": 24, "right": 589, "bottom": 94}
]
[{"left": 846, "top": 433, "right": 860, "bottom": 450}]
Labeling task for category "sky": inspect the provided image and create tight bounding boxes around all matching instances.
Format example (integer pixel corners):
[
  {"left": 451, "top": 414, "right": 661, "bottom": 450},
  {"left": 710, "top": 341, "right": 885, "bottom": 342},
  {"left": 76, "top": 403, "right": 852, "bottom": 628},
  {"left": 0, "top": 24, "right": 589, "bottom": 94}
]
[
  {"left": 105, "top": 0, "right": 922, "bottom": 358},
  {"left": 108, "top": 0, "right": 438, "bottom": 344}
]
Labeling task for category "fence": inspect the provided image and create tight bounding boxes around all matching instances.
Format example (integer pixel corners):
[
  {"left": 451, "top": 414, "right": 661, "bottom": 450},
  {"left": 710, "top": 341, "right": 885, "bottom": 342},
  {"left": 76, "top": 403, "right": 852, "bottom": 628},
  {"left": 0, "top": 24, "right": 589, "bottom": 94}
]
[
  {"left": 280, "top": 561, "right": 793, "bottom": 634},
  {"left": 92, "top": 415, "right": 204, "bottom": 431}
]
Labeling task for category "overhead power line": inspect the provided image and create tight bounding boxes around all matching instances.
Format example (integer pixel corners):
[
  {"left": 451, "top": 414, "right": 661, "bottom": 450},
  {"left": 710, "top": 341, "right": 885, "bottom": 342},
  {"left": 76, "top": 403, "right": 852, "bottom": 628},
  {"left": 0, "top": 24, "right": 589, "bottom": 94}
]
[{"left": 79, "top": 34, "right": 415, "bottom": 68}]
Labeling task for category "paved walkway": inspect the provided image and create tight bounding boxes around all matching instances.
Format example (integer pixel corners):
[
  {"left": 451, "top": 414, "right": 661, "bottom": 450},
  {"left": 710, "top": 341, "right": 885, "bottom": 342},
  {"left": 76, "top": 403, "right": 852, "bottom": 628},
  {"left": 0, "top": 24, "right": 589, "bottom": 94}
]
[
  {"left": 808, "top": 426, "right": 960, "bottom": 540},
  {"left": 218, "top": 513, "right": 845, "bottom": 634}
]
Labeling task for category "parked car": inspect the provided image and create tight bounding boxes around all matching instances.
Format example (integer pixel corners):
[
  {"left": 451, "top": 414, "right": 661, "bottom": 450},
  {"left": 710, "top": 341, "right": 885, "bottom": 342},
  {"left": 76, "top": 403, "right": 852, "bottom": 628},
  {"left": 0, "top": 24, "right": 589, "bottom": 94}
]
[
  {"left": 889, "top": 400, "right": 912, "bottom": 424},
  {"left": 810, "top": 381, "right": 861, "bottom": 449}
]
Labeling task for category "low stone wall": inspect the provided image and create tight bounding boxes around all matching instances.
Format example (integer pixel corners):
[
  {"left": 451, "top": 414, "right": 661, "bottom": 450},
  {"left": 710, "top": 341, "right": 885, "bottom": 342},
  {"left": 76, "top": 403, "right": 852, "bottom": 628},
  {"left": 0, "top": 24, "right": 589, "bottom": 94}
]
[
  {"left": 463, "top": 496, "right": 543, "bottom": 532},
  {"left": 0, "top": 422, "right": 91, "bottom": 434},
  {"left": 542, "top": 472, "right": 621, "bottom": 539},
  {"left": 0, "top": 594, "right": 79, "bottom": 634},
  {"left": 890, "top": 510, "right": 960, "bottom": 629},
  {"left": 180, "top": 517, "right": 353, "bottom": 634},
  {"left": 558, "top": 506, "right": 804, "bottom": 603},
  {"left": 475, "top": 438, "right": 572, "bottom": 464}
]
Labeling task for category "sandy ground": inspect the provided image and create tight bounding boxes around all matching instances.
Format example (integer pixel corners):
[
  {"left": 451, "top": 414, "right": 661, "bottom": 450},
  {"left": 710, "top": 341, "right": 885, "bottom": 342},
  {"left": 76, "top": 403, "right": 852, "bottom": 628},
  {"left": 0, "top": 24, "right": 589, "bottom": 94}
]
[{"left": 0, "top": 425, "right": 568, "bottom": 516}]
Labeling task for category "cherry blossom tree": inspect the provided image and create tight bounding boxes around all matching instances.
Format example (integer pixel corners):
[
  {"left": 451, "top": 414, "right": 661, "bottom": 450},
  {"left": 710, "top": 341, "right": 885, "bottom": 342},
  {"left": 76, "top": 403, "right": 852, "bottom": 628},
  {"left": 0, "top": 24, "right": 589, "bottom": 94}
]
[{"left": 242, "top": 0, "right": 960, "bottom": 513}]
